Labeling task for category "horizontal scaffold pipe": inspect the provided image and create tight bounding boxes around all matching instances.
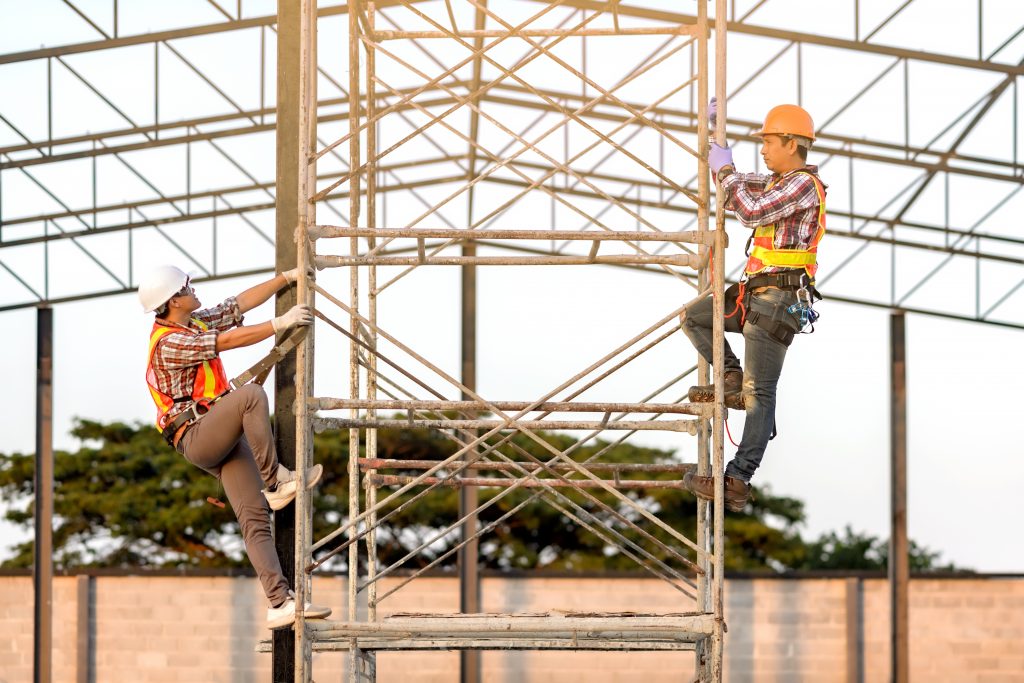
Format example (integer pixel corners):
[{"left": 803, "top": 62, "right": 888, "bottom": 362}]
[
  {"left": 358, "top": 459, "right": 696, "bottom": 474},
  {"left": 307, "top": 226, "right": 722, "bottom": 246},
  {"left": 367, "top": 474, "right": 689, "bottom": 491},
  {"left": 314, "top": 417, "right": 699, "bottom": 434},
  {"left": 314, "top": 253, "right": 703, "bottom": 268},
  {"left": 280, "top": 637, "right": 699, "bottom": 652},
  {"left": 372, "top": 25, "right": 704, "bottom": 40},
  {"left": 311, "top": 398, "right": 713, "bottom": 416},
  {"left": 307, "top": 614, "right": 715, "bottom": 636}
]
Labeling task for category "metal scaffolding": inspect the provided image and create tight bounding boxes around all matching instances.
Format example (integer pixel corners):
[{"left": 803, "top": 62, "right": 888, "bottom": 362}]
[
  {"left": 4, "top": 3, "right": 1024, "bottom": 683},
  {"left": 1, "top": 2, "right": 1022, "bottom": 328},
  {"left": 265, "top": 1, "right": 728, "bottom": 680}
]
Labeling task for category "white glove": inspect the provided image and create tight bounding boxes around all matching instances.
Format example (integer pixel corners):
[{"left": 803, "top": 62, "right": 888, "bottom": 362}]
[
  {"left": 280, "top": 266, "right": 313, "bottom": 284},
  {"left": 272, "top": 304, "right": 313, "bottom": 333}
]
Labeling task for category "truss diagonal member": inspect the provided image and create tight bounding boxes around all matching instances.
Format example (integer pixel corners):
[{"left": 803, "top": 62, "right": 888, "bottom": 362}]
[
  {"left": 343, "top": 361, "right": 707, "bottom": 593},
  {"left": 394, "top": 0, "right": 701, "bottom": 199},
  {"left": 309, "top": 284, "right": 713, "bottom": 559},
  {"left": 347, "top": 371, "right": 702, "bottom": 595},
  {"left": 358, "top": 71, "right": 690, "bottom": 266},
  {"left": 312, "top": 0, "right": 574, "bottom": 164},
  {"left": 462, "top": 0, "right": 702, "bottom": 158},
  {"left": 813, "top": 174, "right": 928, "bottom": 289},
  {"left": 981, "top": 275, "right": 1024, "bottom": 319},
  {"left": 0, "top": 259, "right": 43, "bottom": 301},
  {"left": 353, "top": 80, "right": 701, "bottom": 290},
  {"left": 357, "top": 414, "right": 699, "bottom": 596},
  {"left": 894, "top": 184, "right": 1024, "bottom": 306},
  {"left": 888, "top": 54, "right": 1024, "bottom": 229},
  {"left": 12, "top": 167, "right": 128, "bottom": 289},
  {"left": 464, "top": 69, "right": 699, "bottom": 226},
  {"left": 314, "top": 307, "right": 702, "bottom": 571},
  {"left": 311, "top": 4, "right": 618, "bottom": 203},
  {"left": 352, "top": 77, "right": 701, "bottom": 293}
]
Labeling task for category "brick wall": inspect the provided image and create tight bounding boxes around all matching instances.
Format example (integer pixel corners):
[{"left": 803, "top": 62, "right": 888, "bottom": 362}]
[{"left": 1, "top": 574, "right": 1022, "bottom": 682}]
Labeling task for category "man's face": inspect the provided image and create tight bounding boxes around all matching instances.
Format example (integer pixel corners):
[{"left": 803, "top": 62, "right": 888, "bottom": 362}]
[
  {"left": 172, "top": 281, "right": 200, "bottom": 311},
  {"left": 760, "top": 134, "right": 796, "bottom": 173}
]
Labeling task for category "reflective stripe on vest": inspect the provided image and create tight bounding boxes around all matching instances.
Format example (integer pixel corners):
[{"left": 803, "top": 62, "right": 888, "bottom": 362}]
[
  {"left": 744, "top": 170, "right": 826, "bottom": 279},
  {"left": 146, "top": 319, "right": 230, "bottom": 430}
]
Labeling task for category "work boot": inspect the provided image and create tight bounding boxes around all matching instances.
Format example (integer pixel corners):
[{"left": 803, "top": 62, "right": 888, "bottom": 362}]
[
  {"left": 264, "top": 463, "right": 324, "bottom": 511},
  {"left": 688, "top": 370, "right": 745, "bottom": 411},
  {"left": 682, "top": 471, "right": 752, "bottom": 512},
  {"left": 266, "top": 590, "right": 332, "bottom": 630}
]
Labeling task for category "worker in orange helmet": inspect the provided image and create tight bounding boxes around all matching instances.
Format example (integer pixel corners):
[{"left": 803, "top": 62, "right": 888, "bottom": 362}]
[
  {"left": 139, "top": 266, "right": 331, "bottom": 629},
  {"left": 681, "top": 100, "right": 827, "bottom": 512}
]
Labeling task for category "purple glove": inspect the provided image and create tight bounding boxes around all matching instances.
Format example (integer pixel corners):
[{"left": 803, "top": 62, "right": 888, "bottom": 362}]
[
  {"left": 708, "top": 97, "right": 717, "bottom": 127},
  {"left": 709, "top": 142, "right": 733, "bottom": 175}
]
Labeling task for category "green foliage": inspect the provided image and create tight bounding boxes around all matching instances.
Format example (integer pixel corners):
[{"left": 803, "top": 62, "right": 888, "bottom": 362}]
[
  {"left": 798, "top": 525, "right": 959, "bottom": 572},
  {"left": 0, "top": 420, "right": 235, "bottom": 568},
  {"left": 0, "top": 419, "right": 958, "bottom": 574}
]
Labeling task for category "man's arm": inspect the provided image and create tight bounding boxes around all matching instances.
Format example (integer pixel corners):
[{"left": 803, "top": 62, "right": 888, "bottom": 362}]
[
  {"left": 236, "top": 274, "right": 288, "bottom": 314},
  {"left": 215, "top": 304, "right": 313, "bottom": 352},
  {"left": 720, "top": 172, "right": 819, "bottom": 228},
  {"left": 215, "top": 322, "right": 275, "bottom": 352}
]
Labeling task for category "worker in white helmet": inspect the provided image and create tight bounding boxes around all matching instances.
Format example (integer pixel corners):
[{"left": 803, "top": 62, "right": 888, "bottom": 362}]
[
  {"left": 681, "top": 100, "right": 827, "bottom": 512},
  {"left": 139, "top": 266, "right": 330, "bottom": 629}
]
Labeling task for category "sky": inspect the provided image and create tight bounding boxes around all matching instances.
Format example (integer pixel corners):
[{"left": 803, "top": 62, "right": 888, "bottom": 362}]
[{"left": 1, "top": 0, "right": 1023, "bottom": 573}]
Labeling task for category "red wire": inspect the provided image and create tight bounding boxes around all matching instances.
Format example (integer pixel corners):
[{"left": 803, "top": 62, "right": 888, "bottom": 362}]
[{"left": 724, "top": 415, "right": 740, "bottom": 448}]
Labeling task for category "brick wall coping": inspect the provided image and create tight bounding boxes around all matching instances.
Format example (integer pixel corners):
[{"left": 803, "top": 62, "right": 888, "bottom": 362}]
[{"left": 1, "top": 567, "right": 1018, "bottom": 580}]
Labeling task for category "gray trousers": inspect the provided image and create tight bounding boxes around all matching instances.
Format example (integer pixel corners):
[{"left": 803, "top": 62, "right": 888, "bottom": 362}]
[{"left": 177, "top": 384, "right": 290, "bottom": 607}]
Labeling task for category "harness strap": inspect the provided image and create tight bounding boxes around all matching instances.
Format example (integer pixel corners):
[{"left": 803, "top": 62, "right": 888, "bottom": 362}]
[
  {"left": 745, "top": 309, "right": 796, "bottom": 347},
  {"left": 160, "top": 326, "right": 310, "bottom": 446}
]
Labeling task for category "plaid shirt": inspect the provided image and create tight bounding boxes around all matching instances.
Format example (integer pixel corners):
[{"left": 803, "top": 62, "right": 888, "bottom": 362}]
[
  {"left": 721, "top": 165, "right": 825, "bottom": 275},
  {"left": 148, "top": 297, "right": 243, "bottom": 426}
]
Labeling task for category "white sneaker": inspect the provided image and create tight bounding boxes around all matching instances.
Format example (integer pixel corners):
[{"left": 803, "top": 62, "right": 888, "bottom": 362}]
[
  {"left": 266, "top": 591, "right": 332, "bottom": 630},
  {"left": 263, "top": 463, "right": 324, "bottom": 511}
]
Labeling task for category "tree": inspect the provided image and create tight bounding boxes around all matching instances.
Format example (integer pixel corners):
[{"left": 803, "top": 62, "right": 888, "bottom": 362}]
[
  {"left": 798, "top": 525, "right": 959, "bottom": 572},
  {"left": 0, "top": 419, "right": 957, "bottom": 573}
]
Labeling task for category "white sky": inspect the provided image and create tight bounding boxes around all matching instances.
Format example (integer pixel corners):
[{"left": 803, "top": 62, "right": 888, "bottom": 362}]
[{"left": 1, "top": 0, "right": 1023, "bottom": 572}]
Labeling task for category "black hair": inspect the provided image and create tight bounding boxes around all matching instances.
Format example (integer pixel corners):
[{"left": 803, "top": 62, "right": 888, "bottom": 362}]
[{"left": 779, "top": 135, "right": 809, "bottom": 162}]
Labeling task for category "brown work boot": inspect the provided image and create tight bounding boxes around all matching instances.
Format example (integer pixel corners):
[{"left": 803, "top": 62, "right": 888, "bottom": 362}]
[
  {"left": 682, "top": 472, "right": 752, "bottom": 512},
  {"left": 688, "top": 370, "right": 745, "bottom": 410}
]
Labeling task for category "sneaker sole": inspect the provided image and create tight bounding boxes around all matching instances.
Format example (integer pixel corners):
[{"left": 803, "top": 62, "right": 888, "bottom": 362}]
[
  {"left": 266, "top": 464, "right": 325, "bottom": 511},
  {"left": 266, "top": 606, "right": 332, "bottom": 630}
]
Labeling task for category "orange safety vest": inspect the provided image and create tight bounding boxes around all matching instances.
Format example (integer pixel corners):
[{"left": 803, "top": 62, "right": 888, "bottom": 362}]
[
  {"left": 146, "top": 318, "right": 230, "bottom": 430},
  {"left": 744, "top": 170, "right": 826, "bottom": 280}
]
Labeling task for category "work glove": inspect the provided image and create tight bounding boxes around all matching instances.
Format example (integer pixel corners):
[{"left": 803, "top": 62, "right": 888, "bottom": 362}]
[
  {"left": 709, "top": 142, "right": 733, "bottom": 176},
  {"left": 272, "top": 304, "right": 313, "bottom": 333},
  {"left": 708, "top": 96, "right": 717, "bottom": 128},
  {"left": 281, "top": 266, "right": 313, "bottom": 283}
]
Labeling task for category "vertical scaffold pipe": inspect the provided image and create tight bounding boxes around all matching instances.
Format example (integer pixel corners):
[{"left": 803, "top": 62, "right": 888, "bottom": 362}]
[
  {"left": 694, "top": 0, "right": 712, "bottom": 680},
  {"left": 365, "top": 1, "right": 380, "bottom": 637},
  {"left": 294, "top": 0, "right": 317, "bottom": 681},
  {"left": 711, "top": 1, "right": 729, "bottom": 681},
  {"left": 346, "top": 1, "right": 363, "bottom": 681}
]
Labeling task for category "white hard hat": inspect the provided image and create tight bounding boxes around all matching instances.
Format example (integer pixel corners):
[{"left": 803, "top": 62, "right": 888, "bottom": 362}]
[{"left": 138, "top": 265, "right": 189, "bottom": 313}]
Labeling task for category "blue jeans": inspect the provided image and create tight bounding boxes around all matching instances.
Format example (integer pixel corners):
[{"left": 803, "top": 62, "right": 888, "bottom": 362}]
[{"left": 681, "top": 285, "right": 801, "bottom": 483}]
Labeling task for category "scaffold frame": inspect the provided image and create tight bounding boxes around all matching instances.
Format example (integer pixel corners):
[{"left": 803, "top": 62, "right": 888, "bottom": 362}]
[{"left": 276, "top": 1, "right": 729, "bottom": 680}]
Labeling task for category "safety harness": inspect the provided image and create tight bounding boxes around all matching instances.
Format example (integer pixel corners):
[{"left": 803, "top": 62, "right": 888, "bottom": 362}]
[
  {"left": 728, "top": 168, "right": 826, "bottom": 346},
  {"left": 146, "top": 321, "right": 308, "bottom": 446}
]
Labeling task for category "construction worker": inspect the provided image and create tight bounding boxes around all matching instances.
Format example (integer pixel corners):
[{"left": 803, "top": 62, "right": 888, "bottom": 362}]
[
  {"left": 139, "top": 265, "right": 330, "bottom": 629},
  {"left": 681, "top": 101, "right": 826, "bottom": 512}
]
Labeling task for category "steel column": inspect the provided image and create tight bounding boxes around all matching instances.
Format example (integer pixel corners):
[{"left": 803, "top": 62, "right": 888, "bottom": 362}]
[
  {"left": 272, "top": 0, "right": 301, "bottom": 679},
  {"left": 33, "top": 306, "right": 53, "bottom": 683},
  {"left": 890, "top": 311, "right": 909, "bottom": 683}
]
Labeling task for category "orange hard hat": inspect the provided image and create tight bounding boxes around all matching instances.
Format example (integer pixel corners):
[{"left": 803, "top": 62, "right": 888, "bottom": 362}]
[{"left": 753, "top": 104, "right": 815, "bottom": 141}]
